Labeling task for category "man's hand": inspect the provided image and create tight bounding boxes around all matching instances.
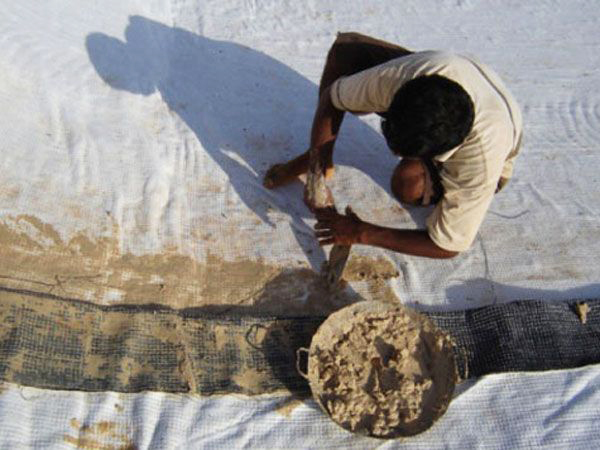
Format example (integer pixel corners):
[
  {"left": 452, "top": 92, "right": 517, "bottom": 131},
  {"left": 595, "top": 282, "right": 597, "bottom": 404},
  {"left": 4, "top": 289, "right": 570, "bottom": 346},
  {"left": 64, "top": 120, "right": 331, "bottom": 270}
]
[
  {"left": 263, "top": 163, "right": 295, "bottom": 189},
  {"left": 316, "top": 209, "right": 459, "bottom": 258},
  {"left": 263, "top": 152, "right": 335, "bottom": 190},
  {"left": 314, "top": 206, "right": 363, "bottom": 246}
]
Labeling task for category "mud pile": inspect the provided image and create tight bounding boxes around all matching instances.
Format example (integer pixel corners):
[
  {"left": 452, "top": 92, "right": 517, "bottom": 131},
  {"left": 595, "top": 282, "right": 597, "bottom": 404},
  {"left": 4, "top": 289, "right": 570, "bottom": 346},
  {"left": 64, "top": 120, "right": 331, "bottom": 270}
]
[{"left": 307, "top": 304, "right": 455, "bottom": 438}]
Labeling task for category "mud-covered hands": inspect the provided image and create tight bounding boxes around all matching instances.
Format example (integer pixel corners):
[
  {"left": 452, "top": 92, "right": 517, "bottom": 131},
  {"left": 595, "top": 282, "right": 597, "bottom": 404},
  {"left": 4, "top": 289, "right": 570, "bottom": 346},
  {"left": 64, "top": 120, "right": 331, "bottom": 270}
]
[
  {"left": 262, "top": 150, "right": 335, "bottom": 190},
  {"left": 314, "top": 206, "right": 364, "bottom": 246}
]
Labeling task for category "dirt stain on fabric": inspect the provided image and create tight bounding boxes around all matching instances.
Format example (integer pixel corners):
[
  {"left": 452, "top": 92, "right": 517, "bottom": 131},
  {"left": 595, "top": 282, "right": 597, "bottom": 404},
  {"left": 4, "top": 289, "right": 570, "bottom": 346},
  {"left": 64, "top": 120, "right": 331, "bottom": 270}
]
[
  {"left": 0, "top": 215, "right": 279, "bottom": 309},
  {"left": 64, "top": 418, "right": 136, "bottom": 450},
  {"left": 0, "top": 215, "right": 407, "bottom": 396},
  {"left": 0, "top": 215, "right": 402, "bottom": 314},
  {"left": 342, "top": 255, "right": 401, "bottom": 305},
  {"left": 575, "top": 302, "right": 590, "bottom": 324},
  {"left": 274, "top": 397, "right": 304, "bottom": 417},
  {"left": 232, "top": 368, "right": 270, "bottom": 394}
]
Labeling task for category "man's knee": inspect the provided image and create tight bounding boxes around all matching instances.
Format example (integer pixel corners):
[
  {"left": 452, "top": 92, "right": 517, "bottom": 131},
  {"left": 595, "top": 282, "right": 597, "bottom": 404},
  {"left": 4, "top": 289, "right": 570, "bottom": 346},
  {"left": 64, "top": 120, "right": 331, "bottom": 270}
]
[
  {"left": 321, "top": 37, "right": 358, "bottom": 95},
  {"left": 326, "top": 40, "right": 351, "bottom": 66},
  {"left": 326, "top": 32, "right": 367, "bottom": 65},
  {"left": 390, "top": 159, "right": 426, "bottom": 205},
  {"left": 333, "top": 32, "right": 364, "bottom": 46}
]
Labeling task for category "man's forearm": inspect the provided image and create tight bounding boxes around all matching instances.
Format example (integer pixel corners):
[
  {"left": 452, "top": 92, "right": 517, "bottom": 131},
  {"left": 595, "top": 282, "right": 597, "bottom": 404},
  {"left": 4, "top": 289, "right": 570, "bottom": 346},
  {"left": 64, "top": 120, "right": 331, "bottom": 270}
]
[
  {"left": 308, "top": 86, "right": 344, "bottom": 172},
  {"left": 358, "top": 222, "right": 458, "bottom": 259}
]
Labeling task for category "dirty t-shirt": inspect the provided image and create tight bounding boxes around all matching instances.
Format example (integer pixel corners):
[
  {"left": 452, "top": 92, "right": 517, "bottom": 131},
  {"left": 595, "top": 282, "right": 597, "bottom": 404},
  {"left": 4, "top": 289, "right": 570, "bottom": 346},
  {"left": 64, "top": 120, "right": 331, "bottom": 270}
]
[{"left": 330, "top": 51, "right": 523, "bottom": 252}]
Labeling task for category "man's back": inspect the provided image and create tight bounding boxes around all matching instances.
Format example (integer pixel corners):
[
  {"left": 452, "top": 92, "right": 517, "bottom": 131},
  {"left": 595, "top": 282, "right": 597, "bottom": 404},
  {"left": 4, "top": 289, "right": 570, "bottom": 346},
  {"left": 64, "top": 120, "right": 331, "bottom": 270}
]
[{"left": 330, "top": 50, "right": 523, "bottom": 251}]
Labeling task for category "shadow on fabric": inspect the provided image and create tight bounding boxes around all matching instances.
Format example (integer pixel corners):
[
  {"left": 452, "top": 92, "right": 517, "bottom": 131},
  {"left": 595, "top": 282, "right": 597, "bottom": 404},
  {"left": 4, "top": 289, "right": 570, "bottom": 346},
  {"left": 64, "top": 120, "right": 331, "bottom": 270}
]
[{"left": 86, "top": 16, "right": 400, "bottom": 269}]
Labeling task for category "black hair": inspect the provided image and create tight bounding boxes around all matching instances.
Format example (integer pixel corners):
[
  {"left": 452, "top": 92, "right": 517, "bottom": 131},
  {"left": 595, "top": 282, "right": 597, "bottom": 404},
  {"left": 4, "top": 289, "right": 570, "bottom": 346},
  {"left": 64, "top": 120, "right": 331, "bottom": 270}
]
[{"left": 381, "top": 74, "right": 475, "bottom": 158}]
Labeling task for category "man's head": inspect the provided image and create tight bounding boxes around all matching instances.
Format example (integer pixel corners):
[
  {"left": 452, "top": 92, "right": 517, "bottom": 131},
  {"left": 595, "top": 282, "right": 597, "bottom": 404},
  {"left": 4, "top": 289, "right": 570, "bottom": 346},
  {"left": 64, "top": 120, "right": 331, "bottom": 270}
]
[
  {"left": 381, "top": 75, "right": 474, "bottom": 158},
  {"left": 390, "top": 158, "right": 426, "bottom": 205}
]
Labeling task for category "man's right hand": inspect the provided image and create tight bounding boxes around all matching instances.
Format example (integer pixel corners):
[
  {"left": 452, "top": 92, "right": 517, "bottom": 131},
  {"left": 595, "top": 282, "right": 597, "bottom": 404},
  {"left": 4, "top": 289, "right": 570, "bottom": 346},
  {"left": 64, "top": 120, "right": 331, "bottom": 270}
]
[
  {"left": 263, "top": 163, "right": 295, "bottom": 189},
  {"left": 263, "top": 153, "right": 334, "bottom": 189}
]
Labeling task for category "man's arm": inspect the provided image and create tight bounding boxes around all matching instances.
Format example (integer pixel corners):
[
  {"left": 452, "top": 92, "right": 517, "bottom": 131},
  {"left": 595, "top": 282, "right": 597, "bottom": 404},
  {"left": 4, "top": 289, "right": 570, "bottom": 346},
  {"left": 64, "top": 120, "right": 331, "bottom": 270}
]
[
  {"left": 263, "top": 85, "right": 344, "bottom": 190},
  {"left": 359, "top": 224, "right": 458, "bottom": 258},
  {"left": 308, "top": 85, "right": 345, "bottom": 178},
  {"left": 315, "top": 208, "right": 458, "bottom": 259}
]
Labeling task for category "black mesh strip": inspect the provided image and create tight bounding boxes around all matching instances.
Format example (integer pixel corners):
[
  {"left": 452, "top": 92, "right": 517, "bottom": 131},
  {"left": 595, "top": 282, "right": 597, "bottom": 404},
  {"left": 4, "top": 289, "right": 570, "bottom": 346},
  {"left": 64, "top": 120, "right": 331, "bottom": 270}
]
[{"left": 0, "top": 286, "right": 598, "bottom": 395}]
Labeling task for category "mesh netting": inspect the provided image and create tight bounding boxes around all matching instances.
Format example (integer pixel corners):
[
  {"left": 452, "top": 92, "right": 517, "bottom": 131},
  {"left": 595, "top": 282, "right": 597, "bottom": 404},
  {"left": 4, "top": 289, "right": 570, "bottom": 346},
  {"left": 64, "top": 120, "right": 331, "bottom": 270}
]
[{"left": 0, "top": 286, "right": 598, "bottom": 395}]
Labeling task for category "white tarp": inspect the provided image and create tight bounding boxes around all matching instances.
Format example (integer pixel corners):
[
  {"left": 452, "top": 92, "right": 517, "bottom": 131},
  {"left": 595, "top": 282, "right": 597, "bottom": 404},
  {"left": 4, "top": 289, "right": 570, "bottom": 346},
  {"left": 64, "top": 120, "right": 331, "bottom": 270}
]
[
  {"left": 1, "top": 0, "right": 599, "bottom": 447},
  {"left": 1, "top": 366, "right": 599, "bottom": 449}
]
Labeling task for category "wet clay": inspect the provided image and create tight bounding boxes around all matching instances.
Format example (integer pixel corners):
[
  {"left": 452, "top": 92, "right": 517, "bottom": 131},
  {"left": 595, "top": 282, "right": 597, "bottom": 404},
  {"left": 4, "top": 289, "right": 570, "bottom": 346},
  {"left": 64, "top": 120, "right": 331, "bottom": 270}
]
[
  {"left": 0, "top": 216, "right": 409, "bottom": 397},
  {"left": 342, "top": 255, "right": 400, "bottom": 306},
  {"left": 343, "top": 256, "right": 399, "bottom": 282},
  {"left": 576, "top": 302, "right": 590, "bottom": 324},
  {"left": 0, "top": 215, "right": 279, "bottom": 308},
  {"left": 0, "top": 288, "right": 323, "bottom": 395},
  {"left": 274, "top": 397, "right": 304, "bottom": 417},
  {"left": 307, "top": 304, "right": 455, "bottom": 438}
]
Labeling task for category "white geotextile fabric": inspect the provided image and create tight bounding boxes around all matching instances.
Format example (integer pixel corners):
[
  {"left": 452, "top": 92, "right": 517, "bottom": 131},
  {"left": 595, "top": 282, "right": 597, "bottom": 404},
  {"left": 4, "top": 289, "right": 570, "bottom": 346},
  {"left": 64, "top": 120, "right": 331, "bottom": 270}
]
[
  {"left": 1, "top": 0, "right": 600, "bottom": 447},
  {"left": 1, "top": 365, "right": 599, "bottom": 449}
]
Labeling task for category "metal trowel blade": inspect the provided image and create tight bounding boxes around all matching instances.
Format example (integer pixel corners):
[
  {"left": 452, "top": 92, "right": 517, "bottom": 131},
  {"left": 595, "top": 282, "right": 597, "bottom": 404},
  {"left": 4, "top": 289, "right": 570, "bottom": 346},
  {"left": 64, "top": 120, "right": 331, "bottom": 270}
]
[{"left": 325, "top": 244, "right": 351, "bottom": 289}]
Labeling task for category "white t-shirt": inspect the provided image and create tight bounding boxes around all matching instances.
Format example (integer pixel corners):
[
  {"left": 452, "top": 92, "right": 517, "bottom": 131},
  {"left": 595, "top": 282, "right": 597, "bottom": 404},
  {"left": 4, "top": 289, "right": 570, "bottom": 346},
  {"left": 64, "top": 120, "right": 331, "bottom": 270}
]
[{"left": 330, "top": 51, "right": 523, "bottom": 252}]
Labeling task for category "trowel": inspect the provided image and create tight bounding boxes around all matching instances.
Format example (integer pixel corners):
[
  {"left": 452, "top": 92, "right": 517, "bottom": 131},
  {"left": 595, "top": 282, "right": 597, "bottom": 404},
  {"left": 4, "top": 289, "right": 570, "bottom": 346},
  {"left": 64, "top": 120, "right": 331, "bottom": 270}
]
[{"left": 306, "top": 156, "right": 351, "bottom": 290}]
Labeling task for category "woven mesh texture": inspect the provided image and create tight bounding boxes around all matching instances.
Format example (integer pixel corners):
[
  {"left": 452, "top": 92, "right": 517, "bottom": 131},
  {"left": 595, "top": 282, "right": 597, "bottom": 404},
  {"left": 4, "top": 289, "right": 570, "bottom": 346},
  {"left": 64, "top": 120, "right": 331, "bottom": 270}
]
[{"left": 0, "top": 286, "right": 598, "bottom": 395}]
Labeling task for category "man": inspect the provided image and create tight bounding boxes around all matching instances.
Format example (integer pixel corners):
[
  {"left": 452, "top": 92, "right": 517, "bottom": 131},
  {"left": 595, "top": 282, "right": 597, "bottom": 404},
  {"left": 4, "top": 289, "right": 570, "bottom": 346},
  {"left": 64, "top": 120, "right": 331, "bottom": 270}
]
[{"left": 263, "top": 32, "right": 522, "bottom": 258}]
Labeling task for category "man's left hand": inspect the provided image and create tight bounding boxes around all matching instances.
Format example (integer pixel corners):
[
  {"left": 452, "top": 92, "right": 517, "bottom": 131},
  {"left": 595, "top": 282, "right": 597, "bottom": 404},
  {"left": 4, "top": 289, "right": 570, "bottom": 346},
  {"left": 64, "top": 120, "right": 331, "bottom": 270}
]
[{"left": 314, "top": 206, "right": 364, "bottom": 246}]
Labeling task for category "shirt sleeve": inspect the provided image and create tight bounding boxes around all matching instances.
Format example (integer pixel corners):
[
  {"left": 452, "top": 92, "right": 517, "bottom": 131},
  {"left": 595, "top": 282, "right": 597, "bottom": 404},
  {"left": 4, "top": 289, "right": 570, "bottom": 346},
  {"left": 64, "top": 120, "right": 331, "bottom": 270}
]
[
  {"left": 427, "top": 104, "right": 514, "bottom": 252},
  {"left": 501, "top": 131, "right": 523, "bottom": 181},
  {"left": 330, "top": 60, "right": 415, "bottom": 113},
  {"left": 426, "top": 184, "right": 497, "bottom": 252}
]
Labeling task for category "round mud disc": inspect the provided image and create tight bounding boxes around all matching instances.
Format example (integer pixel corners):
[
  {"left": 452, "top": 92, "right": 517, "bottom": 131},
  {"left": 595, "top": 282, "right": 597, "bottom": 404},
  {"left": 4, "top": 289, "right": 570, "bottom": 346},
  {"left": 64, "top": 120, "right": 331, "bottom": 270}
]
[{"left": 305, "top": 301, "right": 457, "bottom": 438}]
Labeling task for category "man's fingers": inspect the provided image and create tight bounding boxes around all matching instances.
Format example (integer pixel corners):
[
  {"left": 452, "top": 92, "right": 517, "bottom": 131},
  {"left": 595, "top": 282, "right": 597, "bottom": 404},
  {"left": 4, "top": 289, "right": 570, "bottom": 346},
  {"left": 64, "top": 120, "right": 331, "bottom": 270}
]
[
  {"left": 314, "top": 207, "right": 341, "bottom": 245},
  {"left": 318, "top": 238, "right": 336, "bottom": 246},
  {"left": 314, "top": 213, "right": 336, "bottom": 223},
  {"left": 344, "top": 205, "right": 359, "bottom": 220},
  {"left": 314, "top": 221, "right": 332, "bottom": 230},
  {"left": 314, "top": 208, "right": 337, "bottom": 218}
]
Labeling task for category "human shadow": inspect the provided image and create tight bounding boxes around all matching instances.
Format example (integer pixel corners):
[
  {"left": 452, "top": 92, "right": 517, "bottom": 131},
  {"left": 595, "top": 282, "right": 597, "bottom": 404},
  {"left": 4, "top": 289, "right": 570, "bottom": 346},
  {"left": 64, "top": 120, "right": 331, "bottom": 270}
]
[{"left": 86, "top": 16, "right": 401, "bottom": 269}]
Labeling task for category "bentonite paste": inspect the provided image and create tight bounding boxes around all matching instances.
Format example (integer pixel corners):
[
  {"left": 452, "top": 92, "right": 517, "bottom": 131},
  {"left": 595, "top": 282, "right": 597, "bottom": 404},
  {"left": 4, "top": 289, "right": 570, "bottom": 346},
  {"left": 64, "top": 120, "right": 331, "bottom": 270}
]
[{"left": 307, "top": 303, "right": 456, "bottom": 438}]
